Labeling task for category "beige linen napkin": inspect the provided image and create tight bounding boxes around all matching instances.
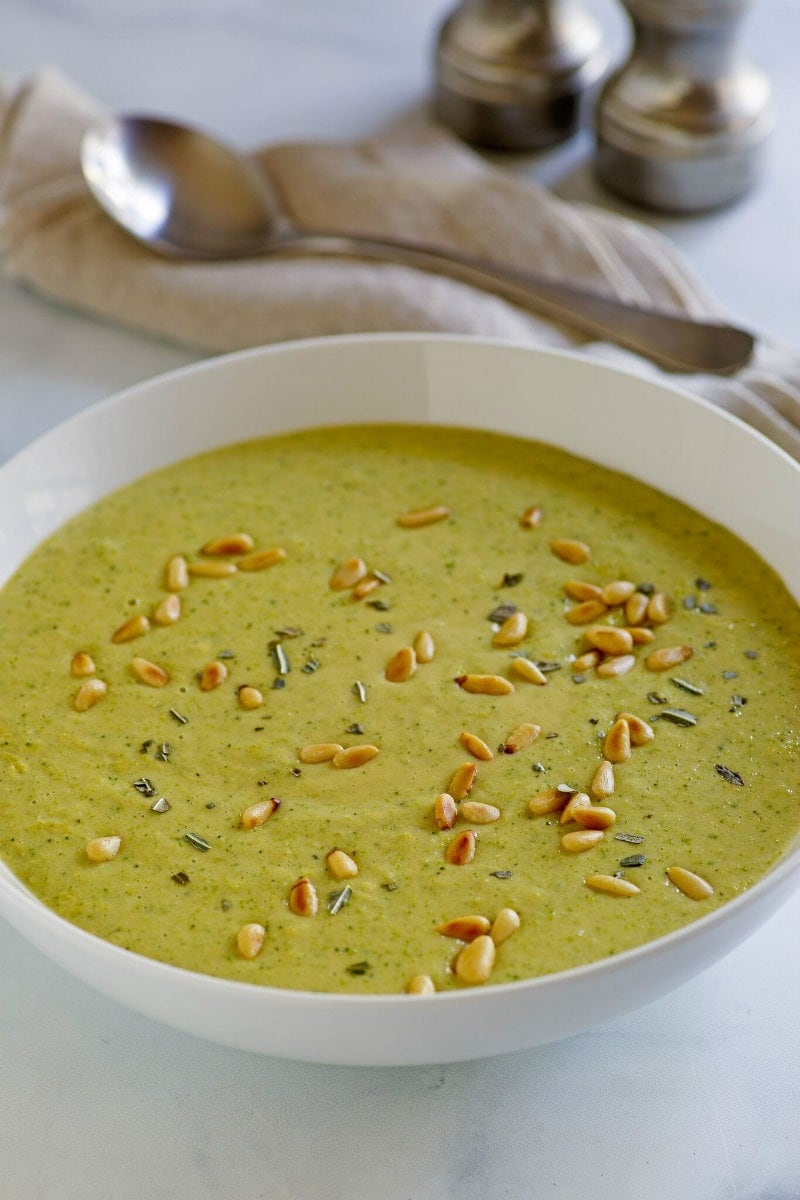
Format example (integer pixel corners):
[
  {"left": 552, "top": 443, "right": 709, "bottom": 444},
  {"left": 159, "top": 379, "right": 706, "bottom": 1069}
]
[{"left": 2, "top": 68, "right": 799, "bottom": 461}]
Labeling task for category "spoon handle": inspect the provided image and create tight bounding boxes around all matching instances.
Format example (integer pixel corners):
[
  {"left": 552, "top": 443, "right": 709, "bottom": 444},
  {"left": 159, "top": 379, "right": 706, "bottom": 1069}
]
[{"left": 270, "top": 232, "right": 753, "bottom": 375}]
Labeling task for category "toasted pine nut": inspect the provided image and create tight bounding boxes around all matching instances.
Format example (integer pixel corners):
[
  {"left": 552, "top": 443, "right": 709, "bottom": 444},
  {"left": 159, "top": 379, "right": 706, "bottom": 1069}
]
[
  {"left": 551, "top": 538, "right": 590, "bottom": 564},
  {"left": 586, "top": 874, "right": 640, "bottom": 897},
  {"left": 241, "top": 797, "right": 280, "bottom": 829},
  {"left": 330, "top": 556, "right": 368, "bottom": 590},
  {"left": 333, "top": 744, "right": 380, "bottom": 768},
  {"left": 560, "top": 791, "right": 591, "bottom": 824},
  {"left": 385, "top": 646, "right": 417, "bottom": 683},
  {"left": 502, "top": 721, "right": 541, "bottom": 754},
  {"left": 616, "top": 711, "right": 655, "bottom": 746},
  {"left": 111, "top": 614, "right": 150, "bottom": 644},
  {"left": 445, "top": 829, "right": 476, "bottom": 866},
  {"left": 435, "top": 792, "right": 457, "bottom": 830},
  {"left": 585, "top": 625, "right": 634, "bottom": 656},
  {"left": 573, "top": 805, "right": 616, "bottom": 830},
  {"left": 437, "top": 915, "right": 491, "bottom": 941},
  {"left": 352, "top": 575, "right": 382, "bottom": 600},
  {"left": 153, "top": 593, "right": 181, "bottom": 626},
  {"left": 237, "top": 547, "right": 287, "bottom": 572},
  {"left": 667, "top": 865, "right": 714, "bottom": 900},
  {"left": 564, "top": 579, "right": 603, "bottom": 602},
  {"left": 565, "top": 600, "right": 608, "bottom": 625},
  {"left": 237, "top": 684, "right": 263, "bottom": 710},
  {"left": 625, "top": 591, "right": 649, "bottom": 626},
  {"left": 460, "top": 801, "right": 501, "bottom": 824},
  {"left": 131, "top": 657, "right": 169, "bottom": 688},
  {"left": 449, "top": 761, "right": 478, "bottom": 801},
  {"left": 289, "top": 876, "right": 318, "bottom": 916},
  {"left": 492, "top": 611, "right": 528, "bottom": 647},
  {"left": 166, "top": 554, "right": 189, "bottom": 591},
  {"left": 455, "top": 934, "right": 495, "bottom": 985},
  {"left": 647, "top": 591, "right": 670, "bottom": 624},
  {"left": 327, "top": 848, "right": 358, "bottom": 880},
  {"left": 85, "top": 835, "right": 121, "bottom": 862},
  {"left": 572, "top": 650, "right": 601, "bottom": 672},
  {"left": 520, "top": 505, "right": 543, "bottom": 528},
  {"left": 561, "top": 829, "right": 605, "bottom": 853},
  {"left": 74, "top": 678, "right": 107, "bottom": 712},
  {"left": 590, "top": 759, "right": 615, "bottom": 800},
  {"left": 202, "top": 533, "right": 254, "bottom": 556},
  {"left": 455, "top": 674, "right": 514, "bottom": 695},
  {"left": 601, "top": 580, "right": 637, "bottom": 606},
  {"left": 490, "top": 907, "right": 520, "bottom": 945},
  {"left": 510, "top": 657, "right": 548, "bottom": 685},
  {"left": 199, "top": 660, "right": 227, "bottom": 691},
  {"left": 528, "top": 788, "right": 570, "bottom": 816},
  {"left": 604, "top": 717, "right": 631, "bottom": 763},
  {"left": 646, "top": 645, "right": 693, "bottom": 671},
  {"left": 71, "top": 651, "right": 96, "bottom": 677},
  {"left": 406, "top": 974, "right": 435, "bottom": 995},
  {"left": 596, "top": 653, "right": 636, "bottom": 679},
  {"left": 626, "top": 626, "right": 655, "bottom": 644},
  {"left": 460, "top": 731, "right": 494, "bottom": 761},
  {"left": 236, "top": 922, "right": 265, "bottom": 959},
  {"left": 299, "top": 742, "right": 344, "bottom": 764},
  {"left": 187, "top": 560, "right": 237, "bottom": 579},
  {"left": 414, "top": 630, "right": 435, "bottom": 663},
  {"left": 396, "top": 504, "right": 451, "bottom": 528}
]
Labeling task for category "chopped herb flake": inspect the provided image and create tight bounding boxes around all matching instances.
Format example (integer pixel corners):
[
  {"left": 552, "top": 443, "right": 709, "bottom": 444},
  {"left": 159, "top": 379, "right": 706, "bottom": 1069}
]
[
  {"left": 346, "top": 723, "right": 365, "bottom": 735},
  {"left": 171, "top": 871, "right": 190, "bottom": 885},
  {"left": 272, "top": 677, "right": 287, "bottom": 689},
  {"left": 381, "top": 882, "right": 398, "bottom": 891},
  {"left": 615, "top": 832, "right": 645, "bottom": 844},
  {"left": 656, "top": 707, "right": 698, "bottom": 727},
  {"left": 744, "top": 649, "right": 759, "bottom": 660},
  {"left": 716, "top": 763, "right": 744, "bottom": 786},
  {"left": 184, "top": 832, "right": 211, "bottom": 851},
  {"left": 150, "top": 797, "right": 171, "bottom": 813},
  {"left": 490, "top": 869, "right": 513, "bottom": 879},
  {"left": 367, "top": 599, "right": 391, "bottom": 611},
  {"left": 275, "top": 626, "right": 303, "bottom": 639},
  {"left": 488, "top": 603, "right": 517, "bottom": 623},
  {"left": 646, "top": 691, "right": 667, "bottom": 705},
  {"left": 696, "top": 578, "right": 713, "bottom": 591},
  {"left": 698, "top": 602, "right": 718, "bottom": 615},
  {"left": 270, "top": 641, "right": 290, "bottom": 675},
  {"left": 572, "top": 673, "right": 586, "bottom": 684},
  {"left": 374, "top": 622, "right": 393, "bottom": 635},
  {"left": 637, "top": 582, "right": 655, "bottom": 595},
  {"left": 502, "top": 572, "right": 524, "bottom": 588},
  {"left": 532, "top": 762, "right": 546, "bottom": 773},
  {"left": 346, "top": 961, "right": 370, "bottom": 976},
  {"left": 217, "top": 649, "right": 235, "bottom": 659},
  {"left": 139, "top": 739, "right": 153, "bottom": 754},
  {"left": 353, "top": 680, "right": 367, "bottom": 703},
  {"left": 133, "top": 777, "right": 156, "bottom": 797},
  {"left": 155, "top": 741, "right": 171, "bottom": 761},
  {"left": 722, "top": 670, "right": 738, "bottom": 680},
  {"left": 328, "top": 885, "right": 352, "bottom": 915},
  {"left": 670, "top": 677, "right": 705, "bottom": 696},
  {"left": 169, "top": 708, "right": 188, "bottom": 725},
  {"left": 619, "top": 853, "right": 646, "bottom": 867},
  {"left": 372, "top": 569, "right": 392, "bottom": 584},
  {"left": 683, "top": 596, "right": 697, "bottom": 610},
  {"left": 301, "top": 658, "right": 321, "bottom": 673}
]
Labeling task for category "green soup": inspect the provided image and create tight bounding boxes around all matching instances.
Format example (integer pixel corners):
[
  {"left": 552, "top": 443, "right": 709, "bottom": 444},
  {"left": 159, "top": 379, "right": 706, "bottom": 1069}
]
[{"left": 1, "top": 424, "right": 798, "bottom": 993}]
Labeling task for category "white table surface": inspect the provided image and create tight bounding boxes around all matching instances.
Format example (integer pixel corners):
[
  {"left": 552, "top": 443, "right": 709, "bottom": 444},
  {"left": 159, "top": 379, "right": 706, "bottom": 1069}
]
[{"left": 1, "top": 3, "right": 798, "bottom": 1198}]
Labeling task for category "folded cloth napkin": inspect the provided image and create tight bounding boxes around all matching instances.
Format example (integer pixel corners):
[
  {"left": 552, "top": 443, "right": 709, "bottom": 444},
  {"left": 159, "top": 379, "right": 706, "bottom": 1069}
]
[{"left": 1, "top": 68, "right": 799, "bottom": 461}]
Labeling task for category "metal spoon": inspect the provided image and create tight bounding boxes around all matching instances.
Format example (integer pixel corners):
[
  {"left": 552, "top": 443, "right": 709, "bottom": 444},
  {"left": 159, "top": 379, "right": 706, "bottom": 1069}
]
[{"left": 79, "top": 115, "right": 755, "bottom": 374}]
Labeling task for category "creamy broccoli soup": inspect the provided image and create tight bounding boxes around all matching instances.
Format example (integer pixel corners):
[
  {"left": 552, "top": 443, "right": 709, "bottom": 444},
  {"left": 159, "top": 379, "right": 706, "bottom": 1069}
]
[{"left": 0, "top": 424, "right": 798, "bottom": 994}]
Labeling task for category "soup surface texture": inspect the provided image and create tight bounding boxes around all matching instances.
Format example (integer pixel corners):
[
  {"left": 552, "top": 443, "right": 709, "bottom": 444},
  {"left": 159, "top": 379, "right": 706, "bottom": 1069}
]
[{"left": 0, "top": 424, "right": 798, "bottom": 993}]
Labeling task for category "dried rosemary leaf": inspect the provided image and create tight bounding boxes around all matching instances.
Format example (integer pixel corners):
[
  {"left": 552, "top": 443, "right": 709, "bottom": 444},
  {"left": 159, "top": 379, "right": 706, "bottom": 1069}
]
[
  {"left": 535, "top": 661, "right": 562, "bottom": 674},
  {"left": 352, "top": 680, "right": 367, "bottom": 703},
  {"left": 184, "top": 832, "right": 211, "bottom": 852},
  {"left": 615, "top": 832, "right": 645, "bottom": 844},
  {"left": 619, "top": 853, "right": 646, "bottom": 868},
  {"left": 270, "top": 641, "right": 290, "bottom": 675},
  {"left": 716, "top": 763, "right": 744, "bottom": 786},
  {"left": 169, "top": 707, "right": 189, "bottom": 724},
  {"left": 346, "top": 960, "right": 370, "bottom": 976},
  {"left": 372, "top": 569, "right": 392, "bottom": 584},
  {"left": 275, "top": 626, "right": 303, "bottom": 639},
  {"left": 647, "top": 691, "right": 667, "bottom": 705},
  {"left": 656, "top": 707, "right": 698, "bottom": 727},
  {"left": 328, "top": 885, "right": 352, "bottom": 915},
  {"left": 670, "top": 677, "right": 705, "bottom": 696},
  {"left": 490, "top": 870, "right": 513, "bottom": 879},
  {"left": 301, "top": 658, "right": 321, "bottom": 674}
]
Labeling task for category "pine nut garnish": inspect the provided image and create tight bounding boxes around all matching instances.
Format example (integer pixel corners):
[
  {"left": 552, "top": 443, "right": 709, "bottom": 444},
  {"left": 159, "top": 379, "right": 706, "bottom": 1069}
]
[
  {"left": 564, "top": 579, "right": 603, "bottom": 602},
  {"left": 202, "top": 533, "right": 254, "bottom": 556},
  {"left": 646, "top": 645, "right": 693, "bottom": 671},
  {"left": 329, "top": 556, "right": 368, "bottom": 590},
  {"left": 647, "top": 591, "right": 670, "bottom": 624},
  {"left": 490, "top": 907, "right": 520, "bottom": 945},
  {"left": 449, "top": 761, "right": 478, "bottom": 800},
  {"left": 237, "top": 684, "right": 263, "bottom": 710},
  {"left": 130, "top": 657, "right": 170, "bottom": 687},
  {"left": 561, "top": 829, "right": 604, "bottom": 853},
  {"left": 625, "top": 591, "right": 649, "bottom": 626},
  {"left": 332, "top": 744, "right": 380, "bottom": 768},
  {"left": 71, "top": 651, "right": 96, "bottom": 677},
  {"left": 406, "top": 974, "right": 435, "bottom": 995},
  {"left": 199, "top": 659, "right": 228, "bottom": 691},
  {"left": 445, "top": 829, "right": 476, "bottom": 865},
  {"left": 573, "top": 805, "right": 616, "bottom": 830},
  {"left": 165, "top": 554, "right": 189, "bottom": 591},
  {"left": 437, "top": 915, "right": 491, "bottom": 941},
  {"left": 153, "top": 593, "right": 181, "bottom": 626},
  {"left": 460, "top": 801, "right": 501, "bottom": 824},
  {"left": 414, "top": 630, "right": 435, "bottom": 663},
  {"left": 511, "top": 657, "right": 548, "bottom": 685},
  {"left": 590, "top": 759, "right": 615, "bottom": 800},
  {"left": 454, "top": 934, "right": 495, "bottom": 985},
  {"left": 236, "top": 922, "right": 265, "bottom": 959},
  {"left": 601, "top": 580, "right": 637, "bottom": 606},
  {"left": 528, "top": 788, "right": 570, "bottom": 816},
  {"left": 299, "top": 742, "right": 344, "bottom": 764},
  {"left": 351, "top": 575, "right": 382, "bottom": 600},
  {"left": 187, "top": 559, "right": 238, "bottom": 578},
  {"left": 396, "top": 504, "right": 451, "bottom": 528},
  {"left": 565, "top": 600, "right": 608, "bottom": 625},
  {"left": 604, "top": 717, "right": 631, "bottom": 763},
  {"left": 585, "top": 874, "right": 640, "bottom": 897},
  {"left": 237, "top": 547, "right": 287, "bottom": 571},
  {"left": 85, "top": 835, "right": 121, "bottom": 862},
  {"left": 241, "top": 797, "right": 280, "bottom": 829},
  {"left": 626, "top": 626, "right": 655, "bottom": 644},
  {"left": 326, "top": 848, "right": 358, "bottom": 880},
  {"left": 385, "top": 646, "right": 417, "bottom": 683},
  {"left": 573, "top": 650, "right": 601, "bottom": 672},
  {"left": 435, "top": 792, "right": 457, "bottom": 830},
  {"left": 502, "top": 721, "right": 541, "bottom": 754},
  {"left": 560, "top": 791, "right": 591, "bottom": 824},
  {"left": 455, "top": 674, "right": 514, "bottom": 695},
  {"left": 111, "top": 614, "right": 150, "bottom": 644},
  {"left": 616, "top": 711, "right": 655, "bottom": 745},
  {"left": 74, "top": 678, "right": 106, "bottom": 711},
  {"left": 585, "top": 626, "right": 634, "bottom": 656},
  {"left": 460, "top": 731, "right": 494, "bottom": 760},
  {"left": 492, "top": 611, "right": 528, "bottom": 646},
  {"left": 520, "top": 504, "right": 543, "bottom": 528},
  {"left": 551, "top": 538, "right": 590, "bottom": 564},
  {"left": 289, "top": 876, "right": 318, "bottom": 916},
  {"left": 667, "top": 865, "right": 714, "bottom": 900},
  {"left": 596, "top": 653, "right": 636, "bottom": 679}
]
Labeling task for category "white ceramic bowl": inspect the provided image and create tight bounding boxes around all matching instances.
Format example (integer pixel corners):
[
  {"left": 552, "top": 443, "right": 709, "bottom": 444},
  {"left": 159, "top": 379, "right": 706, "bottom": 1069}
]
[{"left": 1, "top": 334, "right": 798, "bottom": 1066}]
